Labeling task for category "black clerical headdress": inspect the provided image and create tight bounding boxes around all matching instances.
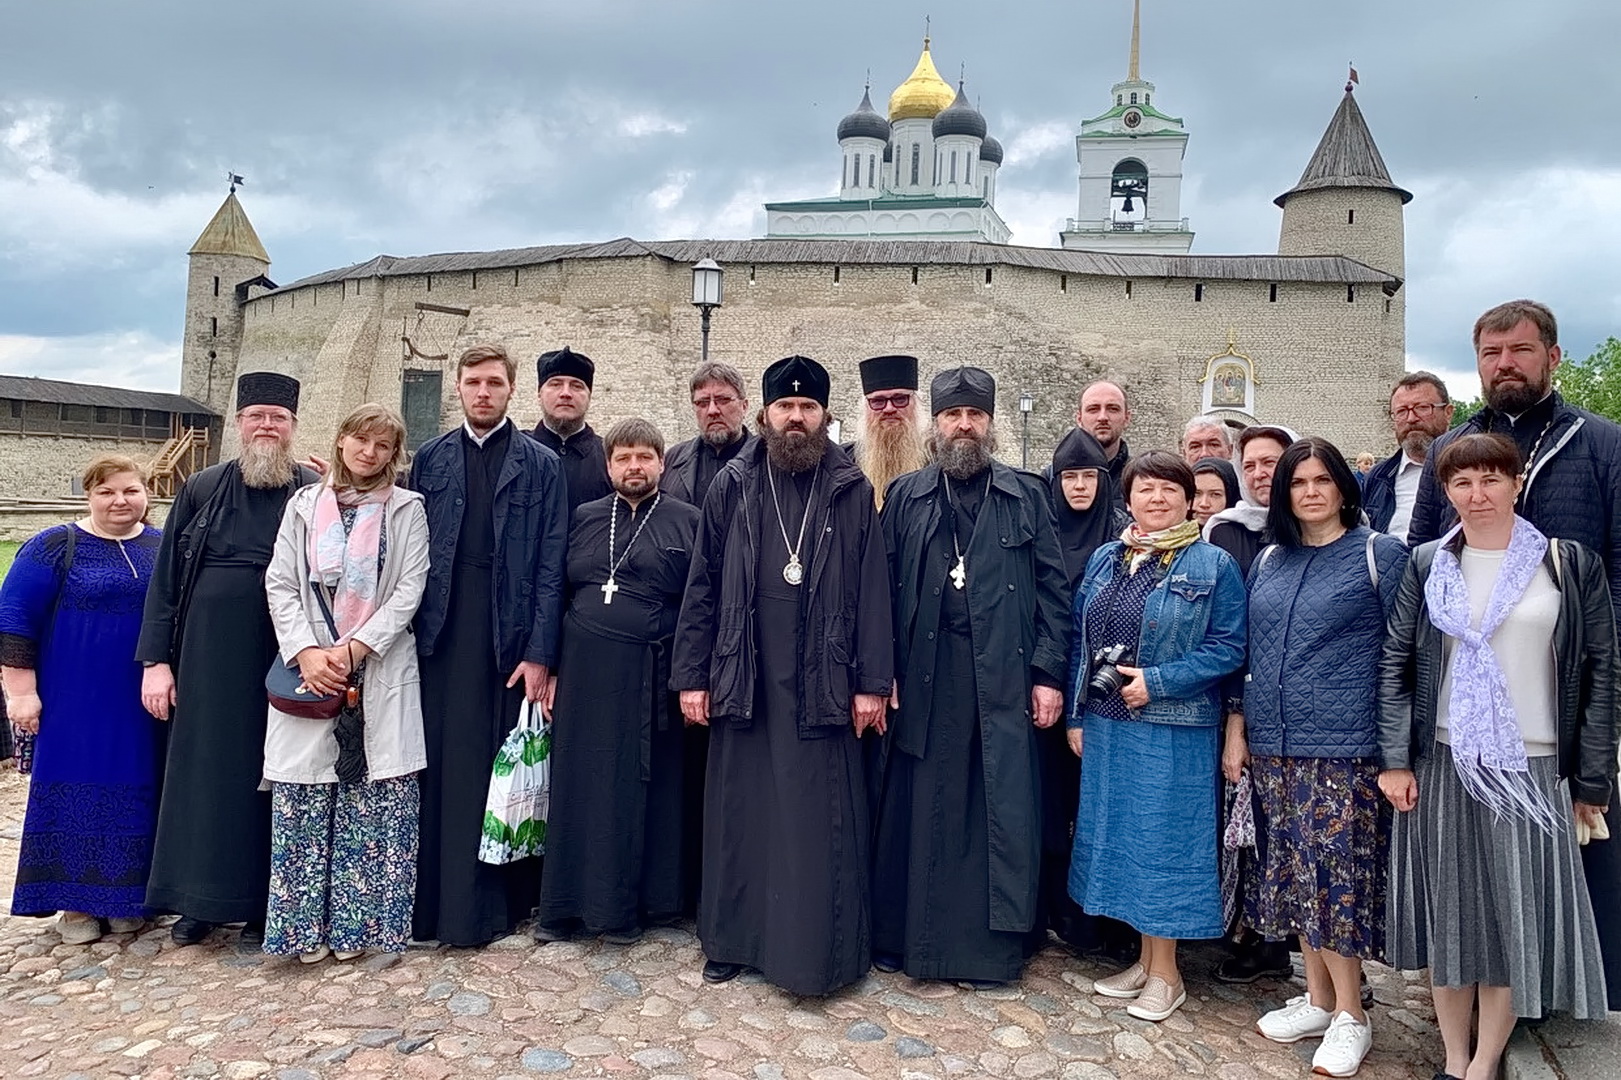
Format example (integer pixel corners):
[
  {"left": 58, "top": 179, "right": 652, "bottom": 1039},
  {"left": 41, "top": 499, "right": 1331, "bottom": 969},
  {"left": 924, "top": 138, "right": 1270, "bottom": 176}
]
[
  {"left": 236, "top": 371, "right": 300, "bottom": 414},
  {"left": 930, "top": 366, "right": 996, "bottom": 415},
  {"left": 762, "top": 355, "right": 830, "bottom": 407},
  {"left": 537, "top": 346, "right": 595, "bottom": 389},
  {"left": 859, "top": 354, "right": 918, "bottom": 395}
]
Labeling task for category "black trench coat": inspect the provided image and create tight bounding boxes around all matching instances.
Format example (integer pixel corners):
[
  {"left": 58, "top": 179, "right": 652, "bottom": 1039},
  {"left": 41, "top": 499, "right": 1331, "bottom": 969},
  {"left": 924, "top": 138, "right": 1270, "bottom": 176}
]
[{"left": 880, "top": 462, "right": 1071, "bottom": 931}]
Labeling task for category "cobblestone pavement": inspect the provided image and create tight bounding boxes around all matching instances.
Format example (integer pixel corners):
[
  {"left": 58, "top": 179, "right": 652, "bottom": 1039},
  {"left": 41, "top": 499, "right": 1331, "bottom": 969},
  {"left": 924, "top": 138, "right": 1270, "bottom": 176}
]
[{"left": 0, "top": 768, "right": 1445, "bottom": 1080}]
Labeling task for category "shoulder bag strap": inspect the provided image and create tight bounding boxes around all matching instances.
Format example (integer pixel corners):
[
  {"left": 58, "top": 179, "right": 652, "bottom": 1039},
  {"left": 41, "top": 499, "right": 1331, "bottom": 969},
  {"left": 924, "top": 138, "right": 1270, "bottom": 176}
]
[{"left": 1365, "top": 531, "right": 1380, "bottom": 591}]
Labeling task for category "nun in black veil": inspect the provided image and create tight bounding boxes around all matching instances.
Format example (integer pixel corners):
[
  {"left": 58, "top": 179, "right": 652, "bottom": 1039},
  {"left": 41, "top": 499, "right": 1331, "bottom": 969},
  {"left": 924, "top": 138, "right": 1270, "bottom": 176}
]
[{"left": 1037, "top": 427, "right": 1133, "bottom": 957}]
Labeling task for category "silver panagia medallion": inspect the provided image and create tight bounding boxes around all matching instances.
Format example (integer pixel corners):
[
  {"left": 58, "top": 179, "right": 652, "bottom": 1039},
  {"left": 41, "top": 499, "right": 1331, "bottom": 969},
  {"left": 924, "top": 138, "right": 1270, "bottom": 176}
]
[{"left": 783, "top": 556, "right": 805, "bottom": 586}]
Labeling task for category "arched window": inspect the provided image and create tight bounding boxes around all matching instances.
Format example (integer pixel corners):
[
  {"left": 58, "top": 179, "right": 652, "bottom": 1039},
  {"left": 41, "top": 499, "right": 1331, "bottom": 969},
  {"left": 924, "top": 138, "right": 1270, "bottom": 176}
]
[
  {"left": 853, "top": 155, "right": 860, "bottom": 188},
  {"left": 950, "top": 150, "right": 958, "bottom": 183},
  {"left": 1116, "top": 94, "right": 1123, "bottom": 105},
  {"left": 910, "top": 144, "right": 920, "bottom": 186},
  {"left": 1129, "top": 92, "right": 1138, "bottom": 104},
  {"left": 868, "top": 154, "right": 875, "bottom": 187}
]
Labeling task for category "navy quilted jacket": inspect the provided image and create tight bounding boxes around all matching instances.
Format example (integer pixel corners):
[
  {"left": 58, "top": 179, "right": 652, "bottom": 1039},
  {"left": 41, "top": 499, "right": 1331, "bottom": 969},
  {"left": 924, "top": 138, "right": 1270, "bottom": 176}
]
[
  {"left": 1243, "top": 526, "right": 1409, "bottom": 757},
  {"left": 1410, "top": 393, "right": 1621, "bottom": 629}
]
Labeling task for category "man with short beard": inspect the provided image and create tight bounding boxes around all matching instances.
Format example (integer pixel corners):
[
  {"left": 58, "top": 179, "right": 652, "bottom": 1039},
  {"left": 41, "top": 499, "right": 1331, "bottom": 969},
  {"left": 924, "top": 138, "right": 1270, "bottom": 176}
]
[
  {"left": 138, "top": 372, "right": 320, "bottom": 946},
  {"left": 851, "top": 354, "right": 929, "bottom": 509},
  {"left": 529, "top": 346, "right": 611, "bottom": 518},
  {"left": 1409, "top": 299, "right": 1621, "bottom": 1010},
  {"left": 536, "top": 419, "right": 701, "bottom": 945},
  {"left": 1362, "top": 372, "right": 1453, "bottom": 542},
  {"left": 671, "top": 355, "right": 893, "bottom": 995},
  {"left": 662, "top": 362, "right": 755, "bottom": 512},
  {"left": 873, "top": 366, "right": 1069, "bottom": 986}
]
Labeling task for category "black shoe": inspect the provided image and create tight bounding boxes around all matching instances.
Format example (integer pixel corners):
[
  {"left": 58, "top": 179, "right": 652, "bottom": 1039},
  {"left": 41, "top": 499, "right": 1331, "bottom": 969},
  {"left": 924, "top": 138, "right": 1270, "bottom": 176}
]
[
  {"left": 1214, "top": 941, "right": 1293, "bottom": 984},
  {"left": 701, "top": 960, "right": 743, "bottom": 984},
  {"left": 531, "top": 922, "right": 571, "bottom": 944},
  {"left": 601, "top": 926, "right": 643, "bottom": 946},
  {"left": 170, "top": 916, "right": 214, "bottom": 946},
  {"left": 238, "top": 920, "right": 265, "bottom": 948},
  {"left": 873, "top": 951, "right": 903, "bottom": 974}
]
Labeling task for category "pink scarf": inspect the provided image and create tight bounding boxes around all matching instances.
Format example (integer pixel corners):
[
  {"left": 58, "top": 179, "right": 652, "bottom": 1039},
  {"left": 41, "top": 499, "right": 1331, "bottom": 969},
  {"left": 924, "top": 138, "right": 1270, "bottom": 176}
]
[{"left": 308, "top": 484, "right": 389, "bottom": 640}]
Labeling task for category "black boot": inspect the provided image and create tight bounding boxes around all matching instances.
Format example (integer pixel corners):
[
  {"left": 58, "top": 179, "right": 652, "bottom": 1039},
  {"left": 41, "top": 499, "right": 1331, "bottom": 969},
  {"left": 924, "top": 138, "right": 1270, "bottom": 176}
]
[
  {"left": 1215, "top": 937, "right": 1292, "bottom": 983},
  {"left": 169, "top": 916, "right": 214, "bottom": 946}
]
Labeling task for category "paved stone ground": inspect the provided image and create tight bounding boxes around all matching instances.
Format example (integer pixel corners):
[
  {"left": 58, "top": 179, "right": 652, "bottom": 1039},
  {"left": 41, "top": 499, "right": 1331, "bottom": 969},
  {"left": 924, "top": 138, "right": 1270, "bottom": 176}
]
[{"left": 0, "top": 767, "right": 1447, "bottom": 1080}]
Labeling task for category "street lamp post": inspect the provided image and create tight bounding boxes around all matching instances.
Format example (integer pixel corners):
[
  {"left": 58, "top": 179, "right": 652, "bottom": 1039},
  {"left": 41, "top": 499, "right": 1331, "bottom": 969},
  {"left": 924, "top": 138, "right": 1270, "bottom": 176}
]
[
  {"left": 691, "top": 258, "right": 724, "bottom": 361},
  {"left": 1019, "top": 392, "right": 1035, "bottom": 469}
]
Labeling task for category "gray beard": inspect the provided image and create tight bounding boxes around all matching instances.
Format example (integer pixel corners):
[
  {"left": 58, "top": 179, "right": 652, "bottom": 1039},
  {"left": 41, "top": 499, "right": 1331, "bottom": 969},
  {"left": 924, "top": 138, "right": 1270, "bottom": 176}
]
[
  {"left": 702, "top": 426, "right": 743, "bottom": 449},
  {"left": 931, "top": 430, "right": 996, "bottom": 480},
  {"left": 238, "top": 441, "right": 297, "bottom": 488},
  {"left": 763, "top": 422, "right": 829, "bottom": 474},
  {"left": 1401, "top": 430, "right": 1437, "bottom": 461},
  {"left": 544, "top": 414, "right": 585, "bottom": 439}
]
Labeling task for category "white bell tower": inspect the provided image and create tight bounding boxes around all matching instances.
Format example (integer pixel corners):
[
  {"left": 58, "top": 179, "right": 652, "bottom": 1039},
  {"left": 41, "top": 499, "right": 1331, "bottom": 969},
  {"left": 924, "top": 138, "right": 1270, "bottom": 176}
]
[{"left": 1060, "top": 0, "right": 1195, "bottom": 254}]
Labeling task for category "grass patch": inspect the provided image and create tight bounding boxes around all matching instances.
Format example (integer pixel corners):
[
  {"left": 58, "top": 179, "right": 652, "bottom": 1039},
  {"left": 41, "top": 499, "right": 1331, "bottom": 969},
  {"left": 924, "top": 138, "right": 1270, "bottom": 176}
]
[{"left": 0, "top": 541, "right": 19, "bottom": 582}]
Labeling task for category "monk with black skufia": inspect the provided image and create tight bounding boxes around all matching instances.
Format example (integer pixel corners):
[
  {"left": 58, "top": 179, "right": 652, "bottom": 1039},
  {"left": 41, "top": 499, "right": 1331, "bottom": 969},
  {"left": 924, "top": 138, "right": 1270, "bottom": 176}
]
[
  {"left": 534, "top": 418, "right": 700, "bottom": 945},
  {"left": 671, "top": 354, "right": 894, "bottom": 996},
  {"left": 874, "top": 366, "right": 1071, "bottom": 987}
]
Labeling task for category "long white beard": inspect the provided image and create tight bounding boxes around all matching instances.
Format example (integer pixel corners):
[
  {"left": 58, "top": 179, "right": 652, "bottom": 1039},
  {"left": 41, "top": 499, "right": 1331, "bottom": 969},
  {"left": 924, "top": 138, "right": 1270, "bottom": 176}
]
[{"left": 238, "top": 440, "right": 297, "bottom": 488}]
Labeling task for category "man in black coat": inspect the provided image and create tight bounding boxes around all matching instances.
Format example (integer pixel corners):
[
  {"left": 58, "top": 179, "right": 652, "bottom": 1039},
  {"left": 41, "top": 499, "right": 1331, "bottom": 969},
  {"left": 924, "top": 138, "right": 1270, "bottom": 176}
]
[
  {"left": 874, "top": 367, "right": 1070, "bottom": 987},
  {"left": 1362, "top": 372, "right": 1453, "bottom": 542},
  {"left": 1409, "top": 298, "right": 1621, "bottom": 1010},
  {"left": 661, "top": 361, "right": 755, "bottom": 512},
  {"left": 529, "top": 346, "right": 611, "bottom": 518},
  {"left": 671, "top": 355, "right": 893, "bottom": 996}
]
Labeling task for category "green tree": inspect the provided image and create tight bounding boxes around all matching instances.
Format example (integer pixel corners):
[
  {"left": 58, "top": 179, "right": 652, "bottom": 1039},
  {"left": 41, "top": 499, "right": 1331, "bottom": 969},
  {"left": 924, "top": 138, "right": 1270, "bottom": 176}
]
[
  {"left": 1554, "top": 337, "right": 1621, "bottom": 422},
  {"left": 1450, "top": 396, "right": 1482, "bottom": 429}
]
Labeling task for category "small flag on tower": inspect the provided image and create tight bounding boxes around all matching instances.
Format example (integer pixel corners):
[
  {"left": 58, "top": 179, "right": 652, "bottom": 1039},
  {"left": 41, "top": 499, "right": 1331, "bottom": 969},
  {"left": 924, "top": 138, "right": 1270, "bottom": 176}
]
[{"left": 1349, "top": 64, "right": 1360, "bottom": 84}]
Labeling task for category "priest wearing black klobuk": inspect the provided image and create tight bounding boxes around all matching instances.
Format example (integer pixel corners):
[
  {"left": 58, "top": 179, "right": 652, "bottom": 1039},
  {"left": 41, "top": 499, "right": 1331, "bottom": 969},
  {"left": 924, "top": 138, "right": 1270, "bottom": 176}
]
[
  {"left": 407, "top": 344, "right": 568, "bottom": 947},
  {"left": 534, "top": 418, "right": 700, "bottom": 944},
  {"left": 528, "top": 346, "right": 612, "bottom": 519},
  {"left": 671, "top": 355, "right": 894, "bottom": 995},
  {"left": 137, "top": 371, "right": 320, "bottom": 946},
  {"left": 874, "top": 366, "right": 1071, "bottom": 986}
]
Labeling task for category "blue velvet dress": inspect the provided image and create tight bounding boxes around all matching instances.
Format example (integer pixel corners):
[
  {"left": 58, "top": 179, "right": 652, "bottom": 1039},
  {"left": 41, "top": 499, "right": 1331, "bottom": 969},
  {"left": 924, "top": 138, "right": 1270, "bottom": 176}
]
[{"left": 0, "top": 524, "right": 165, "bottom": 919}]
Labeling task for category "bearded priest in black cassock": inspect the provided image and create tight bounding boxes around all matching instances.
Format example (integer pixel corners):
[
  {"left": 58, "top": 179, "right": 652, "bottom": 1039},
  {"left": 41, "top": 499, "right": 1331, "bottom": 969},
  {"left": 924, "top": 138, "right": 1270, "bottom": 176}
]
[
  {"left": 534, "top": 419, "right": 700, "bottom": 942},
  {"left": 671, "top": 355, "right": 894, "bottom": 996},
  {"left": 874, "top": 367, "right": 1071, "bottom": 986}
]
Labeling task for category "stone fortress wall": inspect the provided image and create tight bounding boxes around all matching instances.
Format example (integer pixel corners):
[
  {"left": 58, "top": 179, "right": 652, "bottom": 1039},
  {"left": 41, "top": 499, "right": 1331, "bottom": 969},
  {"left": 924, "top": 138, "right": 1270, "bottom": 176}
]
[{"left": 223, "top": 247, "right": 1407, "bottom": 466}]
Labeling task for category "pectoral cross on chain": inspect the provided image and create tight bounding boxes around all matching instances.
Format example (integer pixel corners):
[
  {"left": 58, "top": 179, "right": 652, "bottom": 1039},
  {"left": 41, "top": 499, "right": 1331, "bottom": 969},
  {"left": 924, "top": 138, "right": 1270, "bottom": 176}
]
[
  {"left": 950, "top": 556, "right": 967, "bottom": 590},
  {"left": 601, "top": 577, "right": 620, "bottom": 604}
]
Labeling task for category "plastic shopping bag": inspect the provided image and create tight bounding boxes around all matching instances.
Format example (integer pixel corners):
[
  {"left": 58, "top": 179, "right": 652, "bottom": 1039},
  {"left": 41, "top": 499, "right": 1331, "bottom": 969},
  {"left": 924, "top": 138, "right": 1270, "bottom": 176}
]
[{"left": 478, "top": 700, "right": 551, "bottom": 864}]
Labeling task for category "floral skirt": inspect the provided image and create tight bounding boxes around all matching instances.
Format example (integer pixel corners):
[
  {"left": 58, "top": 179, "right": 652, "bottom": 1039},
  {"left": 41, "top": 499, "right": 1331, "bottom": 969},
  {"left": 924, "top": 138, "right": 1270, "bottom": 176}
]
[
  {"left": 1243, "top": 755, "right": 1389, "bottom": 961},
  {"left": 264, "top": 776, "right": 419, "bottom": 955}
]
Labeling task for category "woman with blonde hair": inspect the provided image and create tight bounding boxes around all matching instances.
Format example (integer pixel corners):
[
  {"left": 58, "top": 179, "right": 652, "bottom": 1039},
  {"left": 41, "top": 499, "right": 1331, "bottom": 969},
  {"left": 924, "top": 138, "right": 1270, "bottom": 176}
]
[
  {"left": 1, "top": 454, "right": 165, "bottom": 943},
  {"left": 262, "top": 404, "right": 431, "bottom": 962}
]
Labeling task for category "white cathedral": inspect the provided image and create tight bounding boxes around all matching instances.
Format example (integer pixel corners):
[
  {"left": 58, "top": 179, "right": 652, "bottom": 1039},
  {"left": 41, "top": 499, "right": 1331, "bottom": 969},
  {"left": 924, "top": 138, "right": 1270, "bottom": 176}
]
[{"left": 765, "top": 1, "right": 1193, "bottom": 251}]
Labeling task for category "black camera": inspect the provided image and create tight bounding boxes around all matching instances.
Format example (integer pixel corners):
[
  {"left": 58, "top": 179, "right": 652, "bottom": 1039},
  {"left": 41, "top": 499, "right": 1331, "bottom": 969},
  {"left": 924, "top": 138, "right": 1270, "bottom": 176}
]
[{"left": 1088, "top": 644, "right": 1136, "bottom": 697}]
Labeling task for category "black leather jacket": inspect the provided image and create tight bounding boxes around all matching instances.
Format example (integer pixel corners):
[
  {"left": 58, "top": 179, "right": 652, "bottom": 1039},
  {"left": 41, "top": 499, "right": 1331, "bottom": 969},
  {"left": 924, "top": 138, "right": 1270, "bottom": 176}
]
[{"left": 1377, "top": 531, "right": 1620, "bottom": 806}]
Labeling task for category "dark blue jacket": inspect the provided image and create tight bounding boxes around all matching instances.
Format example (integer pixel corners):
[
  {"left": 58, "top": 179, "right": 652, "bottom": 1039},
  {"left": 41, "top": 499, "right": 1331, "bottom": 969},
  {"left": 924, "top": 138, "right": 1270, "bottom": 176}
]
[
  {"left": 1242, "top": 527, "right": 1408, "bottom": 758},
  {"left": 1410, "top": 392, "right": 1621, "bottom": 629},
  {"left": 407, "top": 422, "right": 568, "bottom": 670},
  {"left": 1361, "top": 450, "right": 1402, "bottom": 534}
]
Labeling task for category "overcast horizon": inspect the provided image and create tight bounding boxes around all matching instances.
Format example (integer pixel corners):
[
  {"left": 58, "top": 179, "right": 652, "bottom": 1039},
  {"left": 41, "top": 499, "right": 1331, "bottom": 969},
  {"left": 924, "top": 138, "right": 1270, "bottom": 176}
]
[{"left": 3, "top": 0, "right": 1618, "bottom": 409}]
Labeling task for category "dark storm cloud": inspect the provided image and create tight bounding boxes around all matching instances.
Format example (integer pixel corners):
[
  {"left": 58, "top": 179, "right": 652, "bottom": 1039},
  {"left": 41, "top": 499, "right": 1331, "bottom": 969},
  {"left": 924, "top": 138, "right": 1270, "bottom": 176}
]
[{"left": 2, "top": 0, "right": 1618, "bottom": 397}]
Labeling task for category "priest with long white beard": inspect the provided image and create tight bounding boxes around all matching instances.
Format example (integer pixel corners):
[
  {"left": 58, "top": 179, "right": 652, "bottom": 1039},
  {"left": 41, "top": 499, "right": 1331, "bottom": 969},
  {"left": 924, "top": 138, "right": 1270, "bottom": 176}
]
[{"left": 851, "top": 354, "right": 929, "bottom": 510}]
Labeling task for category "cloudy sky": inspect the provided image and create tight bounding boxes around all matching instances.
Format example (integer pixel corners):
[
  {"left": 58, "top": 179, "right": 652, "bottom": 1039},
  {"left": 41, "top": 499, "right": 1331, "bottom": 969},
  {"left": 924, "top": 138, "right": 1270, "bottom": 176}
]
[{"left": 3, "top": 0, "right": 1618, "bottom": 403}]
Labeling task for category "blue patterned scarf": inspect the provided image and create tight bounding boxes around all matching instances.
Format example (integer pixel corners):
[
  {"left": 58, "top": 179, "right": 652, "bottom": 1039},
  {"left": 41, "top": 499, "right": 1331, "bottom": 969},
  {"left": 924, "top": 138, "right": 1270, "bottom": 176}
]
[{"left": 1423, "top": 517, "right": 1563, "bottom": 833}]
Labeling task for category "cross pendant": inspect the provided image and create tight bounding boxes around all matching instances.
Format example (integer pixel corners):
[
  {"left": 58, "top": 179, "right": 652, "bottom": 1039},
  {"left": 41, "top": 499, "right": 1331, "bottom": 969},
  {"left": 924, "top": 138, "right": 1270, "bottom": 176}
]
[
  {"left": 950, "top": 556, "right": 966, "bottom": 590},
  {"left": 601, "top": 577, "right": 619, "bottom": 604}
]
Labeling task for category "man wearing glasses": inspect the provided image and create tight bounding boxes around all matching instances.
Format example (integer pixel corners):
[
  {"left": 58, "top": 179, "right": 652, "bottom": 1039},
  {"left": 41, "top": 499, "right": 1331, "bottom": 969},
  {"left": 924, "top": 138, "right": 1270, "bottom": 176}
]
[
  {"left": 1362, "top": 372, "right": 1453, "bottom": 542},
  {"left": 850, "top": 355, "right": 928, "bottom": 510},
  {"left": 137, "top": 372, "right": 319, "bottom": 947},
  {"left": 662, "top": 362, "right": 754, "bottom": 512}
]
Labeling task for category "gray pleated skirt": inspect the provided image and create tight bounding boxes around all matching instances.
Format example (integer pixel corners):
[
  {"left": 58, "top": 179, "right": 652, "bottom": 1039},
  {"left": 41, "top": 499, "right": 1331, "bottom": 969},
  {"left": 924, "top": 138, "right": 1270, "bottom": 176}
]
[{"left": 1387, "top": 741, "right": 1608, "bottom": 1019}]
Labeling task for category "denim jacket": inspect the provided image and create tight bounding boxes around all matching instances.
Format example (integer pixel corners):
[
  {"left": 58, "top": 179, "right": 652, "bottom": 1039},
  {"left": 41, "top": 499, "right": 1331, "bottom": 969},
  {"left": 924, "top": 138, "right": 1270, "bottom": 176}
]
[{"left": 1066, "top": 539, "right": 1246, "bottom": 729}]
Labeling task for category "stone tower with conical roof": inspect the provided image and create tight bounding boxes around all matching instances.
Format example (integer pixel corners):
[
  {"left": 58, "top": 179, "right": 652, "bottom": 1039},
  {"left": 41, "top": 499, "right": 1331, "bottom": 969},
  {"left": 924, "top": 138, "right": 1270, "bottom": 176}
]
[
  {"left": 183, "top": 190, "right": 271, "bottom": 410},
  {"left": 1275, "top": 82, "right": 1411, "bottom": 278}
]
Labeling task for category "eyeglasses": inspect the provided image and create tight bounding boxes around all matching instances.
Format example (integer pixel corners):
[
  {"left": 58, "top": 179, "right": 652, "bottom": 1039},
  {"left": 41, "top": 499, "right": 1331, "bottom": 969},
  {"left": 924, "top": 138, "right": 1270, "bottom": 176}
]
[
  {"left": 1391, "top": 403, "right": 1446, "bottom": 420},
  {"left": 692, "top": 394, "right": 739, "bottom": 410},
  {"left": 240, "top": 410, "right": 294, "bottom": 427},
  {"left": 866, "top": 393, "right": 914, "bottom": 412}
]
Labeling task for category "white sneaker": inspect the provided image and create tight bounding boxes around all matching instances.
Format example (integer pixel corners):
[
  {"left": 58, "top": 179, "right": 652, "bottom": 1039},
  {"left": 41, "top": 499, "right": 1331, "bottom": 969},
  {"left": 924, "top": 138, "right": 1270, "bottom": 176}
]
[
  {"left": 1311, "top": 1012, "right": 1372, "bottom": 1077},
  {"left": 1257, "top": 994, "right": 1333, "bottom": 1043}
]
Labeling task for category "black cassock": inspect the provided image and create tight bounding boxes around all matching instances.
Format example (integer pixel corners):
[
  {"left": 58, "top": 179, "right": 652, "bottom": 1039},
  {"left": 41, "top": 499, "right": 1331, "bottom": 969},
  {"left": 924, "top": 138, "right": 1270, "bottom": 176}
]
[
  {"left": 537, "top": 492, "right": 699, "bottom": 932},
  {"left": 414, "top": 424, "right": 538, "bottom": 946},
  {"left": 699, "top": 467, "right": 873, "bottom": 996},
  {"left": 141, "top": 465, "right": 300, "bottom": 923}
]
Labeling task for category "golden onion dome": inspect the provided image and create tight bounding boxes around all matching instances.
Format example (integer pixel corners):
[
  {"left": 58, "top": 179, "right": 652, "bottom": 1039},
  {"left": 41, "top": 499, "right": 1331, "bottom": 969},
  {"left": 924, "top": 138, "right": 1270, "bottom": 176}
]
[{"left": 888, "top": 39, "right": 957, "bottom": 122}]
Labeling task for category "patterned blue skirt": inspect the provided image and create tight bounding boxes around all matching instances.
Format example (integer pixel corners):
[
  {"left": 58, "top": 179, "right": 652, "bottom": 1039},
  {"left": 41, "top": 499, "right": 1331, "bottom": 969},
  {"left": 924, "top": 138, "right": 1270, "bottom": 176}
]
[{"left": 1068, "top": 711, "right": 1223, "bottom": 940}]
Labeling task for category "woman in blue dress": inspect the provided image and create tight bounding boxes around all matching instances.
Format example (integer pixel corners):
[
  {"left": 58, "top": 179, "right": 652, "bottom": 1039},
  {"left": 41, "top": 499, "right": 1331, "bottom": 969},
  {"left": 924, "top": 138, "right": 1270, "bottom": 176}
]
[
  {"left": 1067, "top": 451, "right": 1247, "bottom": 1023},
  {"left": 0, "top": 454, "right": 165, "bottom": 943}
]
